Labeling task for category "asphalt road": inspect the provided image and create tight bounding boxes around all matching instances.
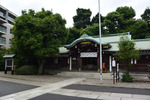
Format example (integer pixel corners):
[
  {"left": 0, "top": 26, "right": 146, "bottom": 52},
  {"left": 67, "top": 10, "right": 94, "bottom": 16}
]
[
  {"left": 0, "top": 80, "right": 38, "bottom": 97},
  {"left": 63, "top": 84, "right": 150, "bottom": 95},
  {"left": 29, "top": 93, "right": 98, "bottom": 100}
]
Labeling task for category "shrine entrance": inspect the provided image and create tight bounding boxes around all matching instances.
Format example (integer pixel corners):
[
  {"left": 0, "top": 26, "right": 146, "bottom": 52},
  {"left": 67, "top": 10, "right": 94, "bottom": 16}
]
[
  {"left": 64, "top": 34, "right": 111, "bottom": 72},
  {"left": 82, "top": 58, "right": 97, "bottom": 70}
]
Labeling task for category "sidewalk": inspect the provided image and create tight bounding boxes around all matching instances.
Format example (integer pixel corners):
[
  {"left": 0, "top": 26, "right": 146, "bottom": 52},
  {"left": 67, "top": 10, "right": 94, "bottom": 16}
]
[{"left": 0, "top": 71, "right": 150, "bottom": 100}]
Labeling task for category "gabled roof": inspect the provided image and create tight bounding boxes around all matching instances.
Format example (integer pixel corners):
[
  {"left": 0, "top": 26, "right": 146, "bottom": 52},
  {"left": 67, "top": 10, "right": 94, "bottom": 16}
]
[
  {"left": 64, "top": 34, "right": 110, "bottom": 49},
  {"left": 3, "top": 54, "right": 15, "bottom": 58},
  {"left": 104, "top": 39, "right": 150, "bottom": 52}
]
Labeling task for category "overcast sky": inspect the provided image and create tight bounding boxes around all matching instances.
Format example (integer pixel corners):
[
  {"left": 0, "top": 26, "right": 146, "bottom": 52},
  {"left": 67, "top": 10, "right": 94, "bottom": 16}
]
[{"left": 1, "top": 0, "right": 150, "bottom": 27}]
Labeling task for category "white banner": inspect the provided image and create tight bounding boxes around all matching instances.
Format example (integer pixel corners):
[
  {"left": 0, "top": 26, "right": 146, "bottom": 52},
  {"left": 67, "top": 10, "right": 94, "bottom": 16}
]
[{"left": 80, "top": 52, "right": 97, "bottom": 58}]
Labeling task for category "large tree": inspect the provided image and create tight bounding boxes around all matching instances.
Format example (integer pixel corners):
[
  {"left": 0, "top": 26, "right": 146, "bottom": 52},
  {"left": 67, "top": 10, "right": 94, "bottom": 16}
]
[
  {"left": 91, "top": 13, "right": 105, "bottom": 25},
  {"left": 126, "top": 20, "right": 148, "bottom": 39},
  {"left": 12, "top": 8, "right": 68, "bottom": 74},
  {"left": 116, "top": 6, "right": 136, "bottom": 20},
  {"left": 141, "top": 8, "right": 150, "bottom": 33},
  {"left": 104, "top": 11, "right": 125, "bottom": 33},
  {"left": 73, "top": 8, "right": 92, "bottom": 29},
  {"left": 66, "top": 27, "right": 80, "bottom": 44}
]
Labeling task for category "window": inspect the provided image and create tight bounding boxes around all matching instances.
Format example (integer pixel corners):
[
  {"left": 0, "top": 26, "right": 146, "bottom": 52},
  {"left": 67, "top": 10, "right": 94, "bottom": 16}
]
[
  {"left": 0, "top": 25, "right": 7, "bottom": 33},
  {"left": 0, "top": 37, "right": 6, "bottom": 44},
  {"left": 9, "top": 39, "right": 12, "bottom": 43},
  {"left": 10, "top": 29, "right": 13, "bottom": 34},
  {"left": 0, "top": 11, "right": 5, "bottom": 17},
  {"left": 8, "top": 16, "right": 14, "bottom": 22}
]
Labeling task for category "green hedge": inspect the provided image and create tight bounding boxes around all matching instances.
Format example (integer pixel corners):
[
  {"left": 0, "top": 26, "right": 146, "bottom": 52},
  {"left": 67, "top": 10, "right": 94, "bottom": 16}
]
[{"left": 15, "top": 65, "right": 38, "bottom": 75}]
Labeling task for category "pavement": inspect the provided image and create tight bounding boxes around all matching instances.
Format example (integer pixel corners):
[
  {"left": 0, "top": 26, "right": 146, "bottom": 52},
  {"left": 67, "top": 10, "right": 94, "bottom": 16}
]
[{"left": 0, "top": 71, "right": 150, "bottom": 100}]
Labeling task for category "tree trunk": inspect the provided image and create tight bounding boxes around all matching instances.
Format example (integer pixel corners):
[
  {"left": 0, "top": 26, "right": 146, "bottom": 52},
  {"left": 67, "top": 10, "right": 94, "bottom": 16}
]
[{"left": 38, "top": 58, "right": 45, "bottom": 74}]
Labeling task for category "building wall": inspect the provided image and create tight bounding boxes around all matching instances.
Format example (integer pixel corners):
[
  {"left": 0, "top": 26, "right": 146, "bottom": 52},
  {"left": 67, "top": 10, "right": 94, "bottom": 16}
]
[{"left": 0, "top": 5, "right": 17, "bottom": 48}]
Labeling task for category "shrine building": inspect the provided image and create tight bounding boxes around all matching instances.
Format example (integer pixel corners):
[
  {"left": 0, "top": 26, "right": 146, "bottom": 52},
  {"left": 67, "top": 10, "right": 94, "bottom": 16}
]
[{"left": 44, "top": 32, "right": 150, "bottom": 72}]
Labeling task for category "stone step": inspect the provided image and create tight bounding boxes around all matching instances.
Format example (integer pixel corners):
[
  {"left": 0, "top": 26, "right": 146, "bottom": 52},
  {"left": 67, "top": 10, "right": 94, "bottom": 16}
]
[{"left": 56, "top": 71, "right": 113, "bottom": 79}]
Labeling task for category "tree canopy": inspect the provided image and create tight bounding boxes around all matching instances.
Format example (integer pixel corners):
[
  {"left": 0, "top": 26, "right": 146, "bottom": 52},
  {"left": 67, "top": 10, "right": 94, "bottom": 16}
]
[
  {"left": 73, "top": 8, "right": 92, "bottom": 29},
  {"left": 116, "top": 6, "right": 135, "bottom": 20},
  {"left": 12, "top": 8, "right": 68, "bottom": 74},
  {"left": 141, "top": 8, "right": 150, "bottom": 33}
]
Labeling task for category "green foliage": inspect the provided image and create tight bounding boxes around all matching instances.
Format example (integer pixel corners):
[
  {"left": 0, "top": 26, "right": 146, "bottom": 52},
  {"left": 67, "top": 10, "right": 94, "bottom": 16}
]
[
  {"left": 141, "top": 8, "right": 150, "bottom": 33},
  {"left": 0, "top": 48, "right": 13, "bottom": 71},
  {"left": 121, "top": 71, "right": 133, "bottom": 82},
  {"left": 80, "top": 23, "right": 109, "bottom": 36},
  {"left": 73, "top": 8, "right": 92, "bottom": 29},
  {"left": 116, "top": 6, "right": 135, "bottom": 20},
  {"left": 66, "top": 27, "right": 80, "bottom": 44},
  {"left": 148, "top": 65, "right": 150, "bottom": 76},
  {"left": 15, "top": 65, "right": 37, "bottom": 75},
  {"left": 0, "top": 48, "right": 6, "bottom": 71},
  {"left": 12, "top": 8, "right": 68, "bottom": 74},
  {"left": 118, "top": 35, "right": 139, "bottom": 72},
  {"left": 104, "top": 11, "right": 125, "bottom": 33},
  {"left": 127, "top": 20, "right": 148, "bottom": 39},
  {"left": 91, "top": 13, "right": 105, "bottom": 25}
]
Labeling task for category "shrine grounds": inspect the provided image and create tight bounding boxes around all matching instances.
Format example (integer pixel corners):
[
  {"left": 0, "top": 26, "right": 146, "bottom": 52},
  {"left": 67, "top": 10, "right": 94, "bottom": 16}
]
[{"left": 0, "top": 71, "right": 150, "bottom": 100}]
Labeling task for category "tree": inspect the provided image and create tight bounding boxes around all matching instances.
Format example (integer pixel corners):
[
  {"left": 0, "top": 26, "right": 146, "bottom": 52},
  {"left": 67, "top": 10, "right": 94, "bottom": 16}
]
[
  {"left": 141, "top": 8, "right": 150, "bottom": 33},
  {"left": 73, "top": 8, "right": 92, "bottom": 29},
  {"left": 127, "top": 20, "right": 148, "bottom": 39},
  {"left": 91, "top": 13, "right": 105, "bottom": 25},
  {"left": 118, "top": 35, "right": 139, "bottom": 73},
  {"left": 66, "top": 27, "right": 80, "bottom": 44},
  {"left": 12, "top": 8, "right": 68, "bottom": 74},
  {"left": 116, "top": 6, "right": 136, "bottom": 20},
  {"left": 80, "top": 23, "right": 109, "bottom": 36},
  {"left": 104, "top": 11, "right": 125, "bottom": 33}
]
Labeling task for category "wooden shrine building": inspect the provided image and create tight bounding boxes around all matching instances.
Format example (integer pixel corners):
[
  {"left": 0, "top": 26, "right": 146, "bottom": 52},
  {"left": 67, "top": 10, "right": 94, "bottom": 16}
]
[{"left": 44, "top": 32, "right": 150, "bottom": 72}]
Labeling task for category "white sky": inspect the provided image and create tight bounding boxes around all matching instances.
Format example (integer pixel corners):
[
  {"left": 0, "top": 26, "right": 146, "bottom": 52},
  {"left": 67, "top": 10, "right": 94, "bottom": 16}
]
[{"left": 1, "top": 0, "right": 150, "bottom": 27}]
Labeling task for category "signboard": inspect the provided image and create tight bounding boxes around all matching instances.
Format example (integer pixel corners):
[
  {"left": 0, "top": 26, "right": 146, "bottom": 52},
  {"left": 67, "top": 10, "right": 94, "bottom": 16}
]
[
  {"left": 80, "top": 42, "right": 91, "bottom": 44},
  {"left": 103, "top": 45, "right": 109, "bottom": 49},
  {"left": 80, "top": 52, "right": 97, "bottom": 58}
]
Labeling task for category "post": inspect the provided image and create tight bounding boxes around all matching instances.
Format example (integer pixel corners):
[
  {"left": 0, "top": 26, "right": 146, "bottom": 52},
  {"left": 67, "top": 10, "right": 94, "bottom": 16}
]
[
  {"left": 98, "top": 0, "right": 103, "bottom": 83},
  {"left": 109, "top": 56, "right": 112, "bottom": 72},
  {"left": 5, "top": 59, "right": 7, "bottom": 74},
  {"left": 69, "top": 56, "right": 72, "bottom": 70},
  {"left": 117, "top": 63, "right": 119, "bottom": 81},
  {"left": 12, "top": 58, "right": 14, "bottom": 75},
  {"left": 112, "top": 58, "right": 116, "bottom": 84}
]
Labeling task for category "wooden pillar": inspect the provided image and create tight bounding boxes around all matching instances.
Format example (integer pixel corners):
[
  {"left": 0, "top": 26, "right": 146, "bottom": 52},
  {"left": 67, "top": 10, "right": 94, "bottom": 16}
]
[{"left": 78, "top": 54, "right": 82, "bottom": 71}]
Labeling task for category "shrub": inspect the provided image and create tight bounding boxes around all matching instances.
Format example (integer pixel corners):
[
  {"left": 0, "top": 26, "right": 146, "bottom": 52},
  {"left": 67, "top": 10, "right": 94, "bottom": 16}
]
[
  {"left": 15, "top": 65, "right": 37, "bottom": 75},
  {"left": 148, "top": 65, "right": 150, "bottom": 79},
  {"left": 121, "top": 71, "right": 133, "bottom": 82}
]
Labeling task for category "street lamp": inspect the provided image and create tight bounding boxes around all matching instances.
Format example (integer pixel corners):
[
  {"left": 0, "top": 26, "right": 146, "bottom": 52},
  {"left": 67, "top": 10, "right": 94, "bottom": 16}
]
[{"left": 98, "top": 0, "right": 103, "bottom": 83}]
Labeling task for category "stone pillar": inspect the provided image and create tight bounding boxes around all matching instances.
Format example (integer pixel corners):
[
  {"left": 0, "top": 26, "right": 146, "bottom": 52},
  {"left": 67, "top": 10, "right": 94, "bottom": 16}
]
[
  {"left": 69, "top": 56, "right": 72, "bottom": 71},
  {"left": 109, "top": 56, "right": 112, "bottom": 72},
  {"left": 12, "top": 58, "right": 14, "bottom": 75}
]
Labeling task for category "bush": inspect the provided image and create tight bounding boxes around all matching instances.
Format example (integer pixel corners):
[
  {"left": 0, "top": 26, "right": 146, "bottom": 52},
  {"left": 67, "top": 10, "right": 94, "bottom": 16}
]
[
  {"left": 15, "top": 65, "right": 37, "bottom": 75},
  {"left": 148, "top": 65, "right": 150, "bottom": 79},
  {"left": 121, "top": 71, "right": 133, "bottom": 82}
]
